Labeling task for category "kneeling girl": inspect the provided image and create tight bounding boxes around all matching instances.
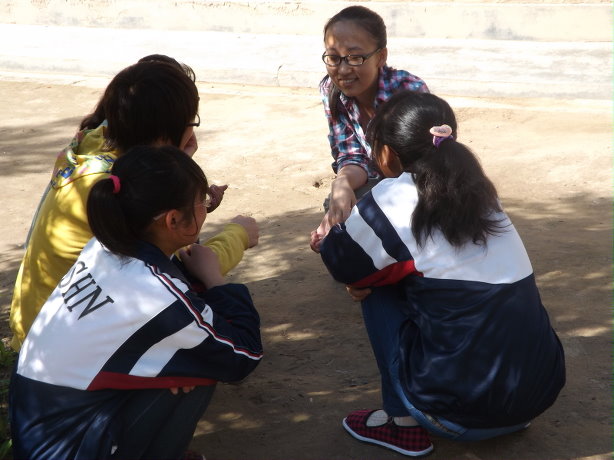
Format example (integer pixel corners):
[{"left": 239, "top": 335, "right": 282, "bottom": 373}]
[
  {"left": 10, "top": 145, "right": 263, "bottom": 460},
  {"left": 319, "top": 91, "right": 565, "bottom": 456}
]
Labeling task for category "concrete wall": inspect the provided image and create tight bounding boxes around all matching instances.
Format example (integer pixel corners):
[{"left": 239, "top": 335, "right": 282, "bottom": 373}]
[
  {"left": 1, "top": 0, "right": 611, "bottom": 42},
  {"left": 0, "top": 1, "right": 611, "bottom": 99}
]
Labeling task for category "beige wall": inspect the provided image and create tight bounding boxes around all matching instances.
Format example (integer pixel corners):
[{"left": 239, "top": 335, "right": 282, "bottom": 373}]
[
  {"left": 1, "top": 0, "right": 611, "bottom": 42},
  {"left": 0, "top": 1, "right": 610, "bottom": 98}
]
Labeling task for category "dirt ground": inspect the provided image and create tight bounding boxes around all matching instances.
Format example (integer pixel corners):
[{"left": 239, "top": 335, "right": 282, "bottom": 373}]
[{"left": 0, "top": 78, "right": 611, "bottom": 460}]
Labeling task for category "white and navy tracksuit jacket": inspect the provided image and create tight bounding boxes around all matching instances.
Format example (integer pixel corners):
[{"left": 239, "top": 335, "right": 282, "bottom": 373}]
[
  {"left": 11, "top": 238, "right": 262, "bottom": 455},
  {"left": 320, "top": 173, "right": 565, "bottom": 428}
]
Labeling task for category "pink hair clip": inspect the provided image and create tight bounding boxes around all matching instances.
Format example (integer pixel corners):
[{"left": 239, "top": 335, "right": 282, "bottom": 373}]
[
  {"left": 109, "top": 174, "right": 121, "bottom": 194},
  {"left": 429, "top": 124, "right": 454, "bottom": 148}
]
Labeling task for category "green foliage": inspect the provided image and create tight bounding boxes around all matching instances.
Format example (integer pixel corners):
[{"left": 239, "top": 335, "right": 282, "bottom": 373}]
[
  {"left": 0, "top": 344, "right": 14, "bottom": 460},
  {"left": 0, "top": 345, "right": 14, "bottom": 370}
]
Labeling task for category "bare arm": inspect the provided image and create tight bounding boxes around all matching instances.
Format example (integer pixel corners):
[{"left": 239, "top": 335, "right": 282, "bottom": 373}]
[
  {"left": 328, "top": 164, "right": 368, "bottom": 226},
  {"left": 310, "top": 165, "right": 368, "bottom": 253}
]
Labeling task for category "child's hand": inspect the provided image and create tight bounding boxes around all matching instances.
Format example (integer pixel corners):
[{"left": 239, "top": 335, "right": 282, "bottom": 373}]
[
  {"left": 309, "top": 230, "right": 323, "bottom": 253},
  {"left": 207, "top": 184, "right": 228, "bottom": 212},
  {"left": 179, "top": 244, "right": 225, "bottom": 289},
  {"left": 309, "top": 213, "right": 331, "bottom": 253},
  {"left": 231, "top": 215, "right": 259, "bottom": 248},
  {"left": 346, "top": 285, "right": 372, "bottom": 302},
  {"left": 169, "top": 386, "right": 195, "bottom": 395}
]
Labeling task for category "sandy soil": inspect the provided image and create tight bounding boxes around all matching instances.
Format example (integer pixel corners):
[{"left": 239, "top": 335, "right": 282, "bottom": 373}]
[{"left": 0, "top": 79, "right": 611, "bottom": 460}]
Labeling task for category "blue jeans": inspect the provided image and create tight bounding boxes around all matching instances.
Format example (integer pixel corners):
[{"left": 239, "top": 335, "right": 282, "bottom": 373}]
[{"left": 361, "top": 285, "right": 529, "bottom": 441}]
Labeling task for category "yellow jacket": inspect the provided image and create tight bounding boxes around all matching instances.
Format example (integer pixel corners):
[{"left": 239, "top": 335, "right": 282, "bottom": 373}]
[{"left": 10, "top": 126, "right": 247, "bottom": 351}]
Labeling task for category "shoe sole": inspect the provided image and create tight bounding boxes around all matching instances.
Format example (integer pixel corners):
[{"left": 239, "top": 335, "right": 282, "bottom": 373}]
[{"left": 342, "top": 418, "right": 434, "bottom": 457}]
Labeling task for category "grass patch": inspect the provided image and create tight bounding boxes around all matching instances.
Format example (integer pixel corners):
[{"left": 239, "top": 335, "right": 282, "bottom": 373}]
[{"left": 0, "top": 342, "right": 14, "bottom": 459}]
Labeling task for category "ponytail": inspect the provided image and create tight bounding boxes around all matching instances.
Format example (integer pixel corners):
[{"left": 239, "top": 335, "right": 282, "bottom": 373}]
[
  {"left": 411, "top": 140, "right": 503, "bottom": 247},
  {"left": 367, "top": 91, "right": 505, "bottom": 248},
  {"left": 87, "top": 176, "right": 138, "bottom": 257},
  {"left": 87, "top": 145, "right": 208, "bottom": 258},
  {"left": 80, "top": 104, "right": 106, "bottom": 131}
]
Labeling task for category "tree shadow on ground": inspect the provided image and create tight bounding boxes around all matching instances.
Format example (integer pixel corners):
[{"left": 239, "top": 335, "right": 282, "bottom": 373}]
[
  {"left": 0, "top": 115, "right": 83, "bottom": 178},
  {"left": 0, "top": 170, "right": 610, "bottom": 460}
]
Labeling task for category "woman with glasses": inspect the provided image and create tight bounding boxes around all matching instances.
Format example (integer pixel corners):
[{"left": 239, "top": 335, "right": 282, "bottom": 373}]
[
  {"left": 9, "top": 57, "right": 259, "bottom": 352},
  {"left": 310, "top": 5, "right": 429, "bottom": 252},
  {"left": 309, "top": 6, "right": 433, "bottom": 457}
]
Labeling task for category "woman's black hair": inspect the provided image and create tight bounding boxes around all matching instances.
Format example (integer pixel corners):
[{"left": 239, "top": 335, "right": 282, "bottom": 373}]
[
  {"left": 79, "top": 103, "right": 106, "bottom": 132},
  {"left": 87, "top": 145, "right": 208, "bottom": 258},
  {"left": 137, "top": 54, "right": 197, "bottom": 82},
  {"left": 367, "top": 91, "right": 504, "bottom": 248},
  {"left": 322, "top": 6, "right": 387, "bottom": 121},
  {"left": 79, "top": 58, "right": 199, "bottom": 153}
]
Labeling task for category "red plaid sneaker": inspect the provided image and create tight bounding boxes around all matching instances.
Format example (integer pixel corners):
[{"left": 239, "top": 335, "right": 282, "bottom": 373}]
[{"left": 342, "top": 409, "right": 433, "bottom": 457}]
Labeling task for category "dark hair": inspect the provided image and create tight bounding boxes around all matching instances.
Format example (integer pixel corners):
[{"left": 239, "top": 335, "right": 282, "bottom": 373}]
[
  {"left": 79, "top": 59, "right": 199, "bottom": 153},
  {"left": 137, "top": 54, "right": 197, "bottom": 82},
  {"left": 80, "top": 54, "right": 196, "bottom": 131},
  {"left": 79, "top": 102, "right": 106, "bottom": 132},
  {"left": 367, "top": 91, "right": 504, "bottom": 248},
  {"left": 87, "top": 145, "right": 208, "bottom": 258},
  {"left": 323, "top": 6, "right": 387, "bottom": 121}
]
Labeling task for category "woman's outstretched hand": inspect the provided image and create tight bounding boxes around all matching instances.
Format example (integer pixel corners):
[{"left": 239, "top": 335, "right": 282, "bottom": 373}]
[
  {"left": 311, "top": 166, "right": 366, "bottom": 253},
  {"left": 327, "top": 178, "right": 356, "bottom": 227}
]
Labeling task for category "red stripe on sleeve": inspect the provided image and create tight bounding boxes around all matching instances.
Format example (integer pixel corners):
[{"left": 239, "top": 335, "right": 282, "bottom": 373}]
[
  {"left": 87, "top": 372, "right": 217, "bottom": 391},
  {"left": 351, "top": 260, "right": 420, "bottom": 288}
]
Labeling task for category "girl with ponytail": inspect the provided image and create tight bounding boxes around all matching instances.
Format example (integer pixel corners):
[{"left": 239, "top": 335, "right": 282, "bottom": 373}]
[
  {"left": 10, "top": 145, "right": 263, "bottom": 460},
  {"left": 319, "top": 91, "right": 565, "bottom": 456}
]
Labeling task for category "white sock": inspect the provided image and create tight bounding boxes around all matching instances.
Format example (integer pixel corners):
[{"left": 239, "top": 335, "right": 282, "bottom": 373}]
[
  {"left": 366, "top": 410, "right": 419, "bottom": 427},
  {"left": 393, "top": 415, "right": 419, "bottom": 427},
  {"left": 366, "top": 410, "right": 389, "bottom": 426}
]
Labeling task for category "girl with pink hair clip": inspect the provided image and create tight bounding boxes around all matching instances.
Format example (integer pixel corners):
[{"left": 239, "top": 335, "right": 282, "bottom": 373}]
[{"left": 318, "top": 90, "right": 565, "bottom": 456}]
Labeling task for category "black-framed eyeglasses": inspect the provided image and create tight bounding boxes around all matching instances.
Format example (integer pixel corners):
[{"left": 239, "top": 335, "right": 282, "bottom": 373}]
[
  {"left": 187, "top": 113, "right": 200, "bottom": 128},
  {"left": 321, "top": 48, "right": 381, "bottom": 67}
]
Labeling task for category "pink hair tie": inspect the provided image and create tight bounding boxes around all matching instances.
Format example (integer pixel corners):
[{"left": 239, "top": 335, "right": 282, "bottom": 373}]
[
  {"left": 109, "top": 175, "right": 121, "bottom": 194},
  {"left": 429, "top": 124, "right": 454, "bottom": 148}
]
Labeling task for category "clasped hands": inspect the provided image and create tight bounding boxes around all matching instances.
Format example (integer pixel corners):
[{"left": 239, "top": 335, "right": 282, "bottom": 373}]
[{"left": 310, "top": 177, "right": 372, "bottom": 302}]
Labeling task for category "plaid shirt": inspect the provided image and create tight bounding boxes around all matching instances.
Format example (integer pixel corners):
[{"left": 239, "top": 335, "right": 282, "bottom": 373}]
[{"left": 320, "top": 66, "right": 429, "bottom": 178}]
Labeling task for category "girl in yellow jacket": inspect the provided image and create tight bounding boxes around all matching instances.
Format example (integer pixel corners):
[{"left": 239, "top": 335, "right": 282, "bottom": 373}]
[{"left": 10, "top": 57, "right": 258, "bottom": 351}]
